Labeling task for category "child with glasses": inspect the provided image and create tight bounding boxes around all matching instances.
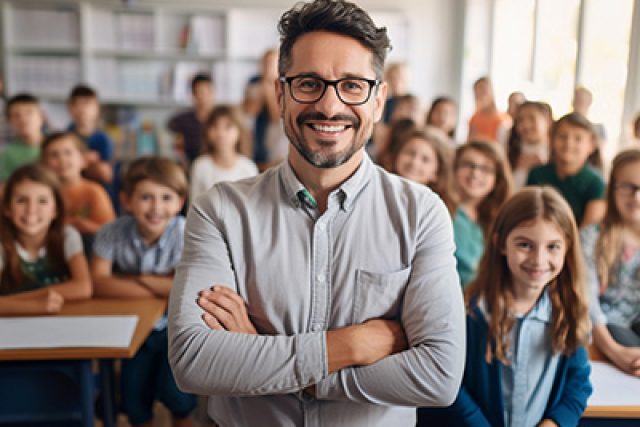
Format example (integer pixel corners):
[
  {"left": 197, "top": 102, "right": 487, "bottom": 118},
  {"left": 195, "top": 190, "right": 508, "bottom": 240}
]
[
  {"left": 452, "top": 141, "right": 514, "bottom": 287},
  {"left": 527, "top": 113, "right": 605, "bottom": 228},
  {"left": 581, "top": 149, "right": 640, "bottom": 376}
]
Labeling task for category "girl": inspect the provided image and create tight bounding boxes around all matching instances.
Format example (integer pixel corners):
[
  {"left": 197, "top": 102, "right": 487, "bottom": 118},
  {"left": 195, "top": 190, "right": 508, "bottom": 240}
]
[
  {"left": 468, "top": 77, "right": 512, "bottom": 143},
  {"left": 507, "top": 101, "right": 553, "bottom": 189},
  {"left": 582, "top": 149, "right": 640, "bottom": 376},
  {"left": 0, "top": 164, "right": 91, "bottom": 315},
  {"left": 391, "top": 128, "right": 454, "bottom": 212},
  {"left": 527, "top": 112, "right": 606, "bottom": 228},
  {"left": 190, "top": 105, "right": 259, "bottom": 201},
  {"left": 453, "top": 141, "right": 513, "bottom": 287},
  {"left": 420, "top": 187, "right": 592, "bottom": 426},
  {"left": 426, "top": 96, "right": 458, "bottom": 142}
]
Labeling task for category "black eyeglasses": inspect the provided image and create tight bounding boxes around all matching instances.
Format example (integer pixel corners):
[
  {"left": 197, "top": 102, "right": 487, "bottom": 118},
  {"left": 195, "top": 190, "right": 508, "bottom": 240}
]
[{"left": 279, "top": 75, "right": 379, "bottom": 106}]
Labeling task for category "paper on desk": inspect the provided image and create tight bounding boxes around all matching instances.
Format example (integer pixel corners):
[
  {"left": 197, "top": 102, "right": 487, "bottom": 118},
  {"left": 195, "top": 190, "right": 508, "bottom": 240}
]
[
  {"left": 0, "top": 315, "right": 138, "bottom": 349},
  {"left": 588, "top": 361, "right": 640, "bottom": 406}
]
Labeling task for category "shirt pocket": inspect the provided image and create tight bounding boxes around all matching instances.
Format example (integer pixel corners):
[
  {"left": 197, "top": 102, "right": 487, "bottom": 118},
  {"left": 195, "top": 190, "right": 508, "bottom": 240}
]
[{"left": 352, "top": 267, "right": 412, "bottom": 323}]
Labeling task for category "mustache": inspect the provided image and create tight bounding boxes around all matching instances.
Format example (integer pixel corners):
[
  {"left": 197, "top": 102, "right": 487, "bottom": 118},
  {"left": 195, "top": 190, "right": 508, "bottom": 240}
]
[{"left": 296, "top": 112, "right": 360, "bottom": 128}]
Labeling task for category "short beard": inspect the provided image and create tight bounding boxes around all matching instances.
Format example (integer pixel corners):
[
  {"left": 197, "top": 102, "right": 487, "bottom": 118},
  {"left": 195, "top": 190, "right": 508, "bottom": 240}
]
[{"left": 285, "top": 111, "right": 366, "bottom": 169}]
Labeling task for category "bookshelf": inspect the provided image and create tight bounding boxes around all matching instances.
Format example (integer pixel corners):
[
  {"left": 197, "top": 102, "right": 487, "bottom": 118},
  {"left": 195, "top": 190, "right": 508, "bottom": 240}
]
[{"left": 0, "top": 1, "right": 282, "bottom": 107}]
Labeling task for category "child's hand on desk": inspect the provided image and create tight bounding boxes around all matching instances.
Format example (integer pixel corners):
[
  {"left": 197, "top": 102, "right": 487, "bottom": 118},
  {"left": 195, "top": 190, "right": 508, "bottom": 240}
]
[
  {"left": 29, "top": 288, "right": 64, "bottom": 314},
  {"left": 612, "top": 346, "right": 640, "bottom": 377},
  {"left": 197, "top": 286, "right": 257, "bottom": 334}
]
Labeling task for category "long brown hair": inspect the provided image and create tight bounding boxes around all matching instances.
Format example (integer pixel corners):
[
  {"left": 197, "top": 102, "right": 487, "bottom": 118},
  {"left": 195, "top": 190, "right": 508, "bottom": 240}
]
[
  {"left": 391, "top": 128, "right": 455, "bottom": 213},
  {"left": 454, "top": 141, "right": 514, "bottom": 233},
  {"left": 465, "top": 187, "right": 590, "bottom": 363},
  {"left": 595, "top": 149, "right": 640, "bottom": 292},
  {"left": 507, "top": 101, "right": 553, "bottom": 170},
  {"left": 0, "top": 164, "right": 67, "bottom": 293}
]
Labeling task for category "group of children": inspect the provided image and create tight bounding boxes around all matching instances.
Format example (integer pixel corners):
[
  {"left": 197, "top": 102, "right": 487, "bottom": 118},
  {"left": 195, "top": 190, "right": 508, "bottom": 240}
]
[
  {"left": 381, "top": 75, "right": 640, "bottom": 425},
  {"left": 1, "top": 67, "right": 640, "bottom": 427}
]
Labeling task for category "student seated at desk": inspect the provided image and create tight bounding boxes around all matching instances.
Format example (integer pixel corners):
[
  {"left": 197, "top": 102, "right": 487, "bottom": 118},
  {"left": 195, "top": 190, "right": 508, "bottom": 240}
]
[
  {"left": 582, "top": 149, "right": 640, "bottom": 376},
  {"left": 0, "top": 164, "right": 91, "bottom": 315},
  {"left": 419, "top": 188, "right": 592, "bottom": 427},
  {"left": 91, "top": 156, "right": 195, "bottom": 427}
]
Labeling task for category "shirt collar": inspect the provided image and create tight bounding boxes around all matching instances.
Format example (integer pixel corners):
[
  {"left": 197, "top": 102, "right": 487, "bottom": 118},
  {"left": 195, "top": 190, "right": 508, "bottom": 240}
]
[
  {"left": 280, "top": 153, "right": 373, "bottom": 212},
  {"left": 476, "top": 288, "right": 552, "bottom": 323},
  {"left": 15, "top": 242, "right": 46, "bottom": 262}
]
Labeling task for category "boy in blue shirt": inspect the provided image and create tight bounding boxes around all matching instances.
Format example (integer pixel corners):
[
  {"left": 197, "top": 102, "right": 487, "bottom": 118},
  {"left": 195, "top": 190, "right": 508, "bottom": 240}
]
[
  {"left": 91, "top": 156, "right": 195, "bottom": 427},
  {"left": 67, "top": 85, "right": 114, "bottom": 186}
]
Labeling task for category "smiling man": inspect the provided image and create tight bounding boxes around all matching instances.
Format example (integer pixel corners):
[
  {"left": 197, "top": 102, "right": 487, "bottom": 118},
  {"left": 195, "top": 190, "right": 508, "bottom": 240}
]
[{"left": 168, "top": 1, "right": 465, "bottom": 426}]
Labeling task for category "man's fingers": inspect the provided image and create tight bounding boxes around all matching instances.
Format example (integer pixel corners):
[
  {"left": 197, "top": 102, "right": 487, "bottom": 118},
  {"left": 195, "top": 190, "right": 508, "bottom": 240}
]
[
  {"left": 202, "top": 313, "right": 224, "bottom": 330},
  {"left": 198, "top": 296, "right": 235, "bottom": 328}
]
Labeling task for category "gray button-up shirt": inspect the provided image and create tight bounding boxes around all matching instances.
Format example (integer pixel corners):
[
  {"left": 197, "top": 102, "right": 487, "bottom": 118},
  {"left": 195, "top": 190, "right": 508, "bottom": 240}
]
[{"left": 169, "top": 154, "right": 465, "bottom": 427}]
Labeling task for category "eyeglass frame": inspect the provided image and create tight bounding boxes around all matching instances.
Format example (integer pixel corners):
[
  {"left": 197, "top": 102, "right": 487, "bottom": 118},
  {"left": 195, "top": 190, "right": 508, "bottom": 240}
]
[
  {"left": 457, "top": 160, "right": 496, "bottom": 175},
  {"left": 614, "top": 182, "right": 640, "bottom": 197},
  {"left": 279, "top": 74, "right": 380, "bottom": 106}
]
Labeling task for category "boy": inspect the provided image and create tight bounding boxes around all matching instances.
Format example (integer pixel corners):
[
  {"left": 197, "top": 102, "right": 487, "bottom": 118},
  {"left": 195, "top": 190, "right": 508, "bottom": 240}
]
[
  {"left": 91, "top": 156, "right": 195, "bottom": 427},
  {"left": 0, "top": 93, "right": 45, "bottom": 182},
  {"left": 67, "top": 84, "right": 114, "bottom": 185},
  {"left": 41, "top": 131, "right": 115, "bottom": 250},
  {"left": 167, "top": 73, "right": 215, "bottom": 165}
]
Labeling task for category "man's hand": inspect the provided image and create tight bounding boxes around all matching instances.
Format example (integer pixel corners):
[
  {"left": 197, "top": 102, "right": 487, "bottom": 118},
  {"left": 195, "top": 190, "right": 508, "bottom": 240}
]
[
  {"left": 326, "top": 319, "right": 408, "bottom": 373},
  {"left": 197, "top": 286, "right": 257, "bottom": 334}
]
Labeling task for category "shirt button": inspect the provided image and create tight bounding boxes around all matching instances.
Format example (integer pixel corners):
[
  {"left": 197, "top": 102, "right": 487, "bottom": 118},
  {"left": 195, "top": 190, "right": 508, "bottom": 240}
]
[
  {"left": 311, "top": 325, "right": 323, "bottom": 332},
  {"left": 316, "top": 274, "right": 326, "bottom": 283}
]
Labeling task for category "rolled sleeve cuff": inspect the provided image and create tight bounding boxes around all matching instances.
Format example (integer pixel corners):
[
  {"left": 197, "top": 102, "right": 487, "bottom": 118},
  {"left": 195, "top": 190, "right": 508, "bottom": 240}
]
[
  {"left": 315, "top": 371, "right": 344, "bottom": 400},
  {"left": 295, "top": 331, "right": 328, "bottom": 385}
]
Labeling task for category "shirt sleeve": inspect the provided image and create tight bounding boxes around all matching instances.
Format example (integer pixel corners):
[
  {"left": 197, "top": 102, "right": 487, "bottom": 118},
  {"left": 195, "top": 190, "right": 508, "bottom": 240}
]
[
  {"left": 63, "top": 226, "right": 84, "bottom": 260},
  {"left": 586, "top": 172, "right": 606, "bottom": 200},
  {"left": 314, "top": 194, "right": 466, "bottom": 407},
  {"left": 89, "top": 183, "right": 116, "bottom": 226},
  {"left": 580, "top": 225, "right": 607, "bottom": 325},
  {"left": 189, "top": 157, "right": 208, "bottom": 202},
  {"left": 168, "top": 186, "right": 327, "bottom": 396},
  {"left": 93, "top": 221, "right": 116, "bottom": 260}
]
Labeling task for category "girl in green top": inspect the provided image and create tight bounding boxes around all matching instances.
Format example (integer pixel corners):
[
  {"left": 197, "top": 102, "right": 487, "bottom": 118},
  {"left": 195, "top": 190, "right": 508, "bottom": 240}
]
[
  {"left": 0, "top": 164, "right": 91, "bottom": 315},
  {"left": 452, "top": 141, "right": 514, "bottom": 287}
]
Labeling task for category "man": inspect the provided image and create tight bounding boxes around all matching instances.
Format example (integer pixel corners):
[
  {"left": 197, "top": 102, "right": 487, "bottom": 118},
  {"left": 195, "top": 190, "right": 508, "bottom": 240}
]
[
  {"left": 167, "top": 73, "right": 215, "bottom": 165},
  {"left": 168, "top": 1, "right": 465, "bottom": 426}
]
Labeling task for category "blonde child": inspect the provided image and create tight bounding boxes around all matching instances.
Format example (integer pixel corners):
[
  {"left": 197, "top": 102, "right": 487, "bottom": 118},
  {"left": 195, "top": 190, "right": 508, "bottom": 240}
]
[
  {"left": 507, "top": 101, "right": 553, "bottom": 189},
  {"left": 452, "top": 141, "right": 513, "bottom": 286},
  {"left": 582, "top": 149, "right": 640, "bottom": 376},
  {"left": 420, "top": 187, "right": 592, "bottom": 426},
  {"left": 41, "top": 131, "right": 115, "bottom": 238},
  {"left": 391, "top": 128, "right": 454, "bottom": 212},
  {"left": 0, "top": 164, "right": 91, "bottom": 314},
  {"left": 91, "top": 156, "right": 195, "bottom": 427},
  {"left": 190, "top": 105, "right": 258, "bottom": 202},
  {"left": 527, "top": 112, "right": 606, "bottom": 227}
]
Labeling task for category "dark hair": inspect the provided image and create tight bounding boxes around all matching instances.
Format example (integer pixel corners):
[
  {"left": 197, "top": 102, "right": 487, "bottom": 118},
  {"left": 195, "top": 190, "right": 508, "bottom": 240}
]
[
  {"left": 0, "top": 164, "right": 67, "bottom": 293},
  {"left": 277, "top": 0, "right": 391, "bottom": 80},
  {"left": 202, "top": 105, "right": 250, "bottom": 156},
  {"left": 69, "top": 84, "right": 98, "bottom": 101},
  {"left": 191, "top": 73, "right": 213, "bottom": 93},
  {"left": 506, "top": 101, "right": 553, "bottom": 169},
  {"left": 633, "top": 113, "right": 640, "bottom": 139},
  {"left": 122, "top": 156, "right": 188, "bottom": 198},
  {"left": 41, "top": 131, "right": 87, "bottom": 157},
  {"left": 426, "top": 96, "right": 458, "bottom": 138},
  {"left": 378, "top": 118, "right": 417, "bottom": 171},
  {"left": 6, "top": 93, "right": 40, "bottom": 118},
  {"left": 551, "top": 112, "right": 603, "bottom": 171}
]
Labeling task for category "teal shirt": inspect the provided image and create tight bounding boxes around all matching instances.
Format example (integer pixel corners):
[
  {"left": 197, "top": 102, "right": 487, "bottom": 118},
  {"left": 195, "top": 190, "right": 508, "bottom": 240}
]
[
  {"left": 0, "top": 140, "right": 40, "bottom": 181},
  {"left": 526, "top": 163, "right": 605, "bottom": 225},
  {"left": 453, "top": 207, "right": 484, "bottom": 287}
]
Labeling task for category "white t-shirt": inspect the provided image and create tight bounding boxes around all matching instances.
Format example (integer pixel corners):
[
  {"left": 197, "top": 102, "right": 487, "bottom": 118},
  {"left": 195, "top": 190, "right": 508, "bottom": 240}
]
[{"left": 190, "top": 154, "right": 259, "bottom": 202}]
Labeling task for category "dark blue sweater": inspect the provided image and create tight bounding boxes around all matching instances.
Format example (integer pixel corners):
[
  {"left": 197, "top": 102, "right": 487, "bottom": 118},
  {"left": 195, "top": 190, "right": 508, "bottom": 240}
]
[{"left": 418, "top": 303, "right": 592, "bottom": 427}]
